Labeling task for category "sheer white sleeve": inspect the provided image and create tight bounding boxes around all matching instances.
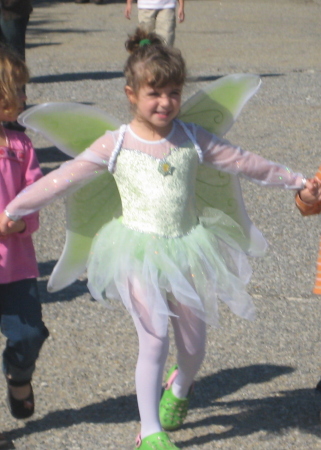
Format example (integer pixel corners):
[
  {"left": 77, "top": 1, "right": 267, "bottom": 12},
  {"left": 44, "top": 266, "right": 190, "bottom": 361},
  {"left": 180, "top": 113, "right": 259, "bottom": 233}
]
[
  {"left": 5, "top": 131, "right": 117, "bottom": 219},
  {"left": 195, "top": 125, "right": 305, "bottom": 190}
]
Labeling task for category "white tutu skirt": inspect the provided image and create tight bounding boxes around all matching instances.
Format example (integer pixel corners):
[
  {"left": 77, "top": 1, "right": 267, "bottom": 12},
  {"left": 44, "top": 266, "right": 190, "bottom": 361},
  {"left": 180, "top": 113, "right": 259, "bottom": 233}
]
[{"left": 87, "top": 207, "right": 256, "bottom": 329}]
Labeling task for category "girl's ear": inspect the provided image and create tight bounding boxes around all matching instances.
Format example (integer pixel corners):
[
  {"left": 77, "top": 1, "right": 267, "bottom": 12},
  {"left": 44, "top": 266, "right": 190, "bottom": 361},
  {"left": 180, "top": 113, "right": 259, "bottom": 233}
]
[{"left": 125, "top": 85, "right": 137, "bottom": 105}]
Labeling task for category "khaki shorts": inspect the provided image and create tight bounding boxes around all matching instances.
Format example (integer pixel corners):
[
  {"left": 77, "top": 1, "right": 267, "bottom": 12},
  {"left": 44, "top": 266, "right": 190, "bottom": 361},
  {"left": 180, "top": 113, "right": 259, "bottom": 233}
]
[{"left": 138, "top": 8, "right": 176, "bottom": 46}]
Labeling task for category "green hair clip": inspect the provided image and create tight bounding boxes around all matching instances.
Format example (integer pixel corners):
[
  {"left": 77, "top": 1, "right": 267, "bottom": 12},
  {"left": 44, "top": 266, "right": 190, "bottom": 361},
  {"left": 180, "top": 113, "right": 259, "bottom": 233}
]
[{"left": 139, "top": 38, "right": 151, "bottom": 47}]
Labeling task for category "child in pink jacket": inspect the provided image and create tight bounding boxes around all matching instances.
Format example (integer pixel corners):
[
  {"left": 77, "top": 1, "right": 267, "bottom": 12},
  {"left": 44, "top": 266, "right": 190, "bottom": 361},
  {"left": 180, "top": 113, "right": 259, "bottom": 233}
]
[{"left": 0, "top": 45, "right": 48, "bottom": 421}]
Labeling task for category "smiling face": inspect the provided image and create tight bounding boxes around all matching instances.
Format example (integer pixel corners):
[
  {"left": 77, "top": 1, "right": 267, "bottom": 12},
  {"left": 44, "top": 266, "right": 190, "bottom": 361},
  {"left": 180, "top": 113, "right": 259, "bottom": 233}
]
[{"left": 126, "top": 83, "right": 183, "bottom": 137}]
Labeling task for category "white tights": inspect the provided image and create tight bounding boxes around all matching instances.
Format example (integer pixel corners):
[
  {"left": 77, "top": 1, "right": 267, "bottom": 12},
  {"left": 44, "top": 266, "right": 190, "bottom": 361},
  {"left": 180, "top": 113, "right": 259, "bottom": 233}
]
[{"left": 132, "top": 294, "right": 207, "bottom": 439}]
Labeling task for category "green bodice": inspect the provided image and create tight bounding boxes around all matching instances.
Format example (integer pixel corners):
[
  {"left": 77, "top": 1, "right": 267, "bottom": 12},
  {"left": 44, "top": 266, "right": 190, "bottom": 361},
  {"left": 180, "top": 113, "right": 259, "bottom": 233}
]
[{"left": 113, "top": 147, "right": 200, "bottom": 237}]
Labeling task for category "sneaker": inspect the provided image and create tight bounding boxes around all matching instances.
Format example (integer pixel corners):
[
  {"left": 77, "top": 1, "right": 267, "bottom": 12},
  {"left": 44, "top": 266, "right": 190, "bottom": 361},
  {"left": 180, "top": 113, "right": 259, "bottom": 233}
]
[
  {"left": 159, "top": 365, "right": 193, "bottom": 431},
  {"left": 135, "top": 432, "right": 179, "bottom": 449}
]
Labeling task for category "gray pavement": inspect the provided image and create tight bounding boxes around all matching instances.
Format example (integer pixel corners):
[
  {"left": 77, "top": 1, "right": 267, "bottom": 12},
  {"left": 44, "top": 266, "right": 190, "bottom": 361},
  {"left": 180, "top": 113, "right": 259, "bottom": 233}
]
[{"left": 1, "top": 0, "right": 321, "bottom": 448}]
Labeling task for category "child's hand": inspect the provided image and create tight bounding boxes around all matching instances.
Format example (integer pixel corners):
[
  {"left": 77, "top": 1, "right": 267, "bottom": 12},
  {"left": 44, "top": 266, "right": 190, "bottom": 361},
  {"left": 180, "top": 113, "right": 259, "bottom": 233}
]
[
  {"left": 299, "top": 177, "right": 321, "bottom": 205},
  {"left": 125, "top": 3, "right": 131, "bottom": 19},
  {"left": 0, "top": 211, "right": 25, "bottom": 238}
]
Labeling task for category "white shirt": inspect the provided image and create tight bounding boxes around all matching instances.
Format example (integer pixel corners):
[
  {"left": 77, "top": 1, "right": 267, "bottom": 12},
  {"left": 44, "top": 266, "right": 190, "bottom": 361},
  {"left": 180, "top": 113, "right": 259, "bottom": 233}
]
[{"left": 138, "top": 0, "right": 176, "bottom": 9}]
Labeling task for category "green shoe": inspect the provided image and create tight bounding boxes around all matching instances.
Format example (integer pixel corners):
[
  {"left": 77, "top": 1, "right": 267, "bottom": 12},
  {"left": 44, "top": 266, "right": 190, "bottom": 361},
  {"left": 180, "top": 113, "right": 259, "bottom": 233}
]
[
  {"left": 135, "top": 431, "right": 179, "bottom": 449},
  {"left": 159, "top": 365, "right": 194, "bottom": 431}
]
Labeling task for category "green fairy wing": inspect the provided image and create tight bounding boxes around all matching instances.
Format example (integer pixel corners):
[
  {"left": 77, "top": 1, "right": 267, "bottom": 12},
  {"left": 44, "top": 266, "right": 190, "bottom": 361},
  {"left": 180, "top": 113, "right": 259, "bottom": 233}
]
[
  {"left": 179, "top": 74, "right": 267, "bottom": 256},
  {"left": 18, "top": 102, "right": 122, "bottom": 292},
  {"left": 19, "top": 102, "right": 120, "bottom": 157}
]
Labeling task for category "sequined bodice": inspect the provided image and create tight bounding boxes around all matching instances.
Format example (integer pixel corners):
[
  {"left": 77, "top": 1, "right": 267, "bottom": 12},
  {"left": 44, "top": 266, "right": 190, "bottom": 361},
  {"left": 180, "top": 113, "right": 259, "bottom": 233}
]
[{"left": 113, "top": 146, "right": 199, "bottom": 237}]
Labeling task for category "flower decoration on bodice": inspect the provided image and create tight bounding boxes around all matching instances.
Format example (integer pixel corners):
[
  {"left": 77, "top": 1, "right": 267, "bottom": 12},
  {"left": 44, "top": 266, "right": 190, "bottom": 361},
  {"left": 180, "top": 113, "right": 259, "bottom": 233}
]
[{"left": 158, "top": 159, "right": 175, "bottom": 176}]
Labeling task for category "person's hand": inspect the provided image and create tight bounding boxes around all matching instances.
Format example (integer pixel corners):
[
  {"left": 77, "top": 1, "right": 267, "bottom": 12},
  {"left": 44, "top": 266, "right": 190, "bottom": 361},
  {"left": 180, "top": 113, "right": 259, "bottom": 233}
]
[
  {"left": 299, "top": 177, "right": 321, "bottom": 205},
  {"left": 0, "top": 211, "right": 25, "bottom": 238},
  {"left": 0, "top": 211, "right": 11, "bottom": 237},
  {"left": 178, "top": 6, "right": 185, "bottom": 23},
  {"left": 125, "top": 4, "right": 131, "bottom": 19}
]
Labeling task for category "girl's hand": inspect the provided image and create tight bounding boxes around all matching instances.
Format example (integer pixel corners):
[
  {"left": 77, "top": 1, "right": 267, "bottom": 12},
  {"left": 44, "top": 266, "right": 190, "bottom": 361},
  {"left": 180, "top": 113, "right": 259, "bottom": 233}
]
[
  {"left": 0, "top": 212, "right": 26, "bottom": 238},
  {"left": 299, "top": 177, "right": 321, "bottom": 205}
]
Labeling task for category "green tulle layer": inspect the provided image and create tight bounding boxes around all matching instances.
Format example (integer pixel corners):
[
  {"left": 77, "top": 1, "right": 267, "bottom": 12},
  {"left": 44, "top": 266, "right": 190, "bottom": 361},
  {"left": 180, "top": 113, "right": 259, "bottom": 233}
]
[{"left": 87, "top": 207, "right": 256, "bottom": 328}]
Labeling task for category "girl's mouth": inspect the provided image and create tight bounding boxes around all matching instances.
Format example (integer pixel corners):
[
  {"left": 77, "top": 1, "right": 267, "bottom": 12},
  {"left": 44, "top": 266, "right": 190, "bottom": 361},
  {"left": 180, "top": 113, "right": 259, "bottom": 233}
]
[{"left": 156, "top": 111, "right": 170, "bottom": 118}]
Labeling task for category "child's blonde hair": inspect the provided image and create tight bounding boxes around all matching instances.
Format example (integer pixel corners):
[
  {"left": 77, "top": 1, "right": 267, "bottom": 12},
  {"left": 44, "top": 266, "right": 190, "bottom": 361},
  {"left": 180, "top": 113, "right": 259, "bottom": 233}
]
[
  {"left": 124, "top": 28, "right": 186, "bottom": 94},
  {"left": 0, "top": 45, "right": 29, "bottom": 116}
]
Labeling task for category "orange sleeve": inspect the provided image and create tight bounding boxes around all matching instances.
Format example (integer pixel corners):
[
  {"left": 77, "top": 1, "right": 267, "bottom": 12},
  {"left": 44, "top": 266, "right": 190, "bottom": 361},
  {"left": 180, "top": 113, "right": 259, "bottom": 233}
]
[
  {"left": 316, "top": 165, "right": 321, "bottom": 182},
  {"left": 295, "top": 192, "right": 321, "bottom": 216},
  {"left": 314, "top": 236, "right": 321, "bottom": 295},
  {"left": 295, "top": 164, "right": 321, "bottom": 216},
  {"left": 295, "top": 166, "right": 321, "bottom": 294}
]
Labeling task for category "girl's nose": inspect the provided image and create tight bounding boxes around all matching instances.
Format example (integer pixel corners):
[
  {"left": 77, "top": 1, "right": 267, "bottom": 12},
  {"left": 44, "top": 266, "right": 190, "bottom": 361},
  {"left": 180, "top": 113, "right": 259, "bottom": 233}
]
[{"left": 160, "top": 95, "right": 170, "bottom": 106}]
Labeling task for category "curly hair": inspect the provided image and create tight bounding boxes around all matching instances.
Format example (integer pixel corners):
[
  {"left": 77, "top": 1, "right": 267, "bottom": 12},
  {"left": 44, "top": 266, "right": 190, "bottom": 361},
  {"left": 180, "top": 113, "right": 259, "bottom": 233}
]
[
  {"left": 124, "top": 27, "right": 186, "bottom": 93},
  {"left": 0, "top": 44, "right": 29, "bottom": 117}
]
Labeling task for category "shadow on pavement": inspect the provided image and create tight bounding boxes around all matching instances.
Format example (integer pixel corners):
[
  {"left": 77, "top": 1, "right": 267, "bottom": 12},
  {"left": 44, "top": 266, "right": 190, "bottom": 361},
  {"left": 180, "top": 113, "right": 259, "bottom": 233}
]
[
  {"left": 193, "top": 73, "right": 284, "bottom": 83},
  {"left": 30, "top": 71, "right": 124, "bottom": 83},
  {"left": 36, "top": 146, "right": 70, "bottom": 163},
  {"left": 179, "top": 387, "right": 321, "bottom": 446},
  {"left": 29, "top": 72, "right": 283, "bottom": 85},
  {"left": 33, "top": 0, "right": 124, "bottom": 5},
  {"left": 5, "top": 364, "right": 321, "bottom": 445},
  {"left": 38, "top": 261, "right": 89, "bottom": 303},
  {"left": 35, "top": 146, "right": 71, "bottom": 175}
]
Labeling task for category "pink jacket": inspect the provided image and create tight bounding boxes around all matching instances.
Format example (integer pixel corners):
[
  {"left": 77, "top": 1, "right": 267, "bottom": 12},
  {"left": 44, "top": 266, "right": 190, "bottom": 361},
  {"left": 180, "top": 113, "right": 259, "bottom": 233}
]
[{"left": 0, "top": 129, "right": 42, "bottom": 283}]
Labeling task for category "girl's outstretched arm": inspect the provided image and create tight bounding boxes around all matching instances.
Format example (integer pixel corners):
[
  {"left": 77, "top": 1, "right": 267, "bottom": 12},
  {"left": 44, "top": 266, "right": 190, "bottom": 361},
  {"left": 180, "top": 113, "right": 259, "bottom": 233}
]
[
  {"left": 196, "top": 126, "right": 306, "bottom": 189},
  {"left": 3, "top": 157, "right": 108, "bottom": 221}
]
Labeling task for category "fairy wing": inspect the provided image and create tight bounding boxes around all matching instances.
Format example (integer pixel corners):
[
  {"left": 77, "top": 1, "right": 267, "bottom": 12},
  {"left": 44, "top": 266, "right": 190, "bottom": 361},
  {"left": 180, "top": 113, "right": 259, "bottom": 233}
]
[
  {"left": 179, "top": 74, "right": 267, "bottom": 256},
  {"left": 18, "top": 102, "right": 120, "bottom": 157},
  {"left": 18, "top": 102, "right": 122, "bottom": 292}
]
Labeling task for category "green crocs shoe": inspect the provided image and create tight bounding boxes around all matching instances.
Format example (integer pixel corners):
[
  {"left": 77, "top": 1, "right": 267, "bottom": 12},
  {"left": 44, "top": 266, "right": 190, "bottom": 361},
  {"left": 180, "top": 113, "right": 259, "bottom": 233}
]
[
  {"left": 135, "top": 431, "right": 179, "bottom": 449},
  {"left": 159, "top": 365, "right": 194, "bottom": 431}
]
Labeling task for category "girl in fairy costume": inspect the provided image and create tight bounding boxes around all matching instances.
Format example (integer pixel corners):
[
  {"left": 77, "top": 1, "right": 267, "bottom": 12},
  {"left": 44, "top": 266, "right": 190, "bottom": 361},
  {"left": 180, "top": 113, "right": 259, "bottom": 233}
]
[{"left": 0, "top": 28, "right": 316, "bottom": 449}]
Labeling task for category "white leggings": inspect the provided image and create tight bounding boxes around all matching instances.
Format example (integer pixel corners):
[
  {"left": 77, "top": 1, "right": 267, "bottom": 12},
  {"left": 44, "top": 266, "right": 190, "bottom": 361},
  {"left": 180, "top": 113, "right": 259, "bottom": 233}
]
[{"left": 132, "top": 293, "right": 207, "bottom": 439}]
